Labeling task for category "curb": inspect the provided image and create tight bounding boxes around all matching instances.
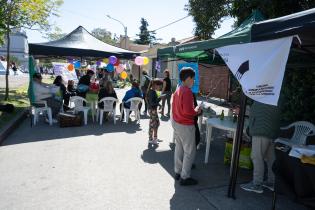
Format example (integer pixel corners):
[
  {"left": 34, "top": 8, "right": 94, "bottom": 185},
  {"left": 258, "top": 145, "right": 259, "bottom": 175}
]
[{"left": 0, "top": 109, "right": 28, "bottom": 145}]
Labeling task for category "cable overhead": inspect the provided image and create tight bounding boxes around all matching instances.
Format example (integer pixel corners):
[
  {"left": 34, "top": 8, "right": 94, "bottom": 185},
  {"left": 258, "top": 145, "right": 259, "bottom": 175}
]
[{"left": 150, "top": 15, "right": 190, "bottom": 32}]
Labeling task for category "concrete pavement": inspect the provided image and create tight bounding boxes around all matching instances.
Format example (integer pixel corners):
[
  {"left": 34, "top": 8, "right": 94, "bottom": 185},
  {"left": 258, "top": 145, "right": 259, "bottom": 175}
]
[{"left": 0, "top": 88, "right": 308, "bottom": 210}]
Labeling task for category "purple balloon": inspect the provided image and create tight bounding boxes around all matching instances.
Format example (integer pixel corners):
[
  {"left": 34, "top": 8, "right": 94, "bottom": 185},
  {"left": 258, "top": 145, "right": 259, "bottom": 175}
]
[
  {"left": 109, "top": 56, "right": 117, "bottom": 65},
  {"left": 96, "top": 61, "right": 101, "bottom": 66}
]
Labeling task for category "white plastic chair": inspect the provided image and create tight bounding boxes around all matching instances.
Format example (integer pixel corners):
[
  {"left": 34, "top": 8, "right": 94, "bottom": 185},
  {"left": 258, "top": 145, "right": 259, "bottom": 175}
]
[
  {"left": 120, "top": 97, "right": 142, "bottom": 123},
  {"left": 31, "top": 100, "right": 52, "bottom": 126},
  {"left": 96, "top": 97, "right": 119, "bottom": 125},
  {"left": 275, "top": 121, "right": 315, "bottom": 146},
  {"left": 69, "top": 96, "right": 91, "bottom": 125}
]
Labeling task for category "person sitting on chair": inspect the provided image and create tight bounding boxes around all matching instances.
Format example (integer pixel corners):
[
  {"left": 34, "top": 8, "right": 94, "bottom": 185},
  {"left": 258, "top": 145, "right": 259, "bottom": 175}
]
[
  {"left": 120, "top": 81, "right": 143, "bottom": 120},
  {"left": 98, "top": 80, "right": 118, "bottom": 107},
  {"left": 32, "top": 73, "right": 60, "bottom": 122},
  {"left": 77, "top": 70, "right": 94, "bottom": 98}
]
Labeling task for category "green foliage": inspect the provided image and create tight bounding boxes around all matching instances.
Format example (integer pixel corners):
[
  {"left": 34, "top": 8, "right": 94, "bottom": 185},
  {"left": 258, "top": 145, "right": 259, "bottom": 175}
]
[
  {"left": 186, "top": 0, "right": 315, "bottom": 38},
  {"left": 91, "top": 28, "right": 116, "bottom": 45},
  {"left": 230, "top": 0, "right": 315, "bottom": 26},
  {"left": 279, "top": 67, "right": 315, "bottom": 125},
  {"left": 185, "top": 0, "right": 230, "bottom": 39},
  {"left": 43, "top": 26, "right": 66, "bottom": 41},
  {"left": 135, "top": 18, "right": 158, "bottom": 45}
]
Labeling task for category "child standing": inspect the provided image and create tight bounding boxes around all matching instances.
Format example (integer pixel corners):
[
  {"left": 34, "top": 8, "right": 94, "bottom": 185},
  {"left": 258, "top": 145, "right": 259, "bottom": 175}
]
[
  {"left": 172, "top": 67, "right": 201, "bottom": 186},
  {"left": 147, "top": 79, "right": 163, "bottom": 145}
]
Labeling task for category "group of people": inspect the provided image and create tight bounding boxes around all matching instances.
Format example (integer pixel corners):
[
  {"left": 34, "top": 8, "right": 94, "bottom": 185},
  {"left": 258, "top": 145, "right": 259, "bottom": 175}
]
[
  {"left": 32, "top": 65, "right": 279, "bottom": 191},
  {"left": 171, "top": 67, "right": 279, "bottom": 191}
]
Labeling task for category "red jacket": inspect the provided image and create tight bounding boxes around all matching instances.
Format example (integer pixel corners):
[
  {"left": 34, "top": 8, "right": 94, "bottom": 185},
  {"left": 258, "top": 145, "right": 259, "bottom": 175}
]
[{"left": 172, "top": 86, "right": 198, "bottom": 125}]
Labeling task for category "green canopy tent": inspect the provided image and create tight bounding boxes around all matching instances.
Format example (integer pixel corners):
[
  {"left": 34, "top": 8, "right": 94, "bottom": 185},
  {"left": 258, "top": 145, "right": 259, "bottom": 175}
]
[{"left": 157, "top": 10, "right": 265, "bottom": 63}]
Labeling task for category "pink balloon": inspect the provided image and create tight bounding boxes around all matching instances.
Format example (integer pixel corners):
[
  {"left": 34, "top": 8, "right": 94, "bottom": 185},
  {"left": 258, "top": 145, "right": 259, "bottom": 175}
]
[
  {"left": 135, "top": 56, "right": 144, "bottom": 66},
  {"left": 115, "top": 64, "right": 125, "bottom": 74}
]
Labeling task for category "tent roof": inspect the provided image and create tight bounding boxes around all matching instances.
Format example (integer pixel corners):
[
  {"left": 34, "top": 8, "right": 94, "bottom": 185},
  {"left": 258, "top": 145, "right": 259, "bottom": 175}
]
[
  {"left": 251, "top": 8, "right": 315, "bottom": 55},
  {"left": 157, "top": 10, "right": 264, "bottom": 61},
  {"left": 29, "top": 26, "right": 140, "bottom": 59}
]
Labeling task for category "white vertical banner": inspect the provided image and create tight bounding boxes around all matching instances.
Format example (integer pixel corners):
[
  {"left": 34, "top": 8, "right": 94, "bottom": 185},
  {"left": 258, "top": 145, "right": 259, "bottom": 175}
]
[{"left": 216, "top": 36, "right": 294, "bottom": 106}]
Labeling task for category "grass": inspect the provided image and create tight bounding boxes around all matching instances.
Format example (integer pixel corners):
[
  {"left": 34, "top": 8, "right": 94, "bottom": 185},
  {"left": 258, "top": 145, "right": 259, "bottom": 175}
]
[{"left": 0, "top": 85, "right": 29, "bottom": 130}]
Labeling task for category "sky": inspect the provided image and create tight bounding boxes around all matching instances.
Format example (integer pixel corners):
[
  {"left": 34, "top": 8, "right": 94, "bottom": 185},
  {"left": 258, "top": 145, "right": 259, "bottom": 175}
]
[{"left": 26, "top": 0, "right": 234, "bottom": 44}]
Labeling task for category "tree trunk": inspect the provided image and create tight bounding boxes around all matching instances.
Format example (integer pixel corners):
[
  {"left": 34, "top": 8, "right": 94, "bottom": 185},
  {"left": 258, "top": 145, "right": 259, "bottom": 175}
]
[{"left": 5, "top": 29, "right": 10, "bottom": 100}]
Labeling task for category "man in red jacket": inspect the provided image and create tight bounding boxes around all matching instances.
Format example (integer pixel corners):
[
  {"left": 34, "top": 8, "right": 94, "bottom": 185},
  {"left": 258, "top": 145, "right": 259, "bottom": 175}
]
[{"left": 172, "top": 67, "right": 201, "bottom": 186}]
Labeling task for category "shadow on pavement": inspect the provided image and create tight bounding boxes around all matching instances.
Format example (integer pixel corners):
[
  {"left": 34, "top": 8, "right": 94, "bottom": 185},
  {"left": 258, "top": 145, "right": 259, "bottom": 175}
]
[{"left": 1, "top": 116, "right": 142, "bottom": 146}]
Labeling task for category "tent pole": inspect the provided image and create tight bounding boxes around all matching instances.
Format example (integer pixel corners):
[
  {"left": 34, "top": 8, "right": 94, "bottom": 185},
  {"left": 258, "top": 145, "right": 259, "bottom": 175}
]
[
  {"left": 227, "top": 91, "right": 247, "bottom": 198},
  {"left": 138, "top": 65, "right": 141, "bottom": 82}
]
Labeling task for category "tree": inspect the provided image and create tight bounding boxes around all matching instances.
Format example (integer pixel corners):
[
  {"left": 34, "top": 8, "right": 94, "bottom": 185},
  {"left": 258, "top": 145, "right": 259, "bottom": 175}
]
[
  {"left": 185, "top": 0, "right": 231, "bottom": 39},
  {"left": 43, "top": 26, "right": 66, "bottom": 41},
  {"left": 135, "top": 18, "right": 158, "bottom": 45},
  {"left": 229, "top": 0, "right": 315, "bottom": 26},
  {"left": 91, "top": 28, "right": 116, "bottom": 45},
  {"left": 0, "top": 0, "right": 63, "bottom": 100},
  {"left": 185, "top": 0, "right": 315, "bottom": 38}
]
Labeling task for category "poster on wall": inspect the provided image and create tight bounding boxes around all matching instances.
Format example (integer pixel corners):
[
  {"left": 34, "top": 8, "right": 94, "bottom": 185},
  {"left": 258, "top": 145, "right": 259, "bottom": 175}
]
[
  {"left": 53, "top": 62, "right": 78, "bottom": 84},
  {"left": 178, "top": 62, "right": 199, "bottom": 94}
]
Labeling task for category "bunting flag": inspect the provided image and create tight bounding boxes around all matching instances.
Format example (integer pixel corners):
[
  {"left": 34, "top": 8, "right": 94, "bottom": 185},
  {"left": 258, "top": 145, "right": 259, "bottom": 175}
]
[{"left": 216, "top": 36, "right": 294, "bottom": 106}]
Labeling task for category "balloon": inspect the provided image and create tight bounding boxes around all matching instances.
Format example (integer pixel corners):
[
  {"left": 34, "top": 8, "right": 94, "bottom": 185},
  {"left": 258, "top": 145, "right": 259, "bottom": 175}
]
[
  {"left": 67, "top": 64, "right": 74, "bottom": 71},
  {"left": 106, "top": 63, "right": 115, "bottom": 72},
  {"left": 96, "top": 61, "right": 101, "bottom": 66},
  {"left": 115, "top": 64, "right": 124, "bottom": 74},
  {"left": 74, "top": 61, "right": 81, "bottom": 68},
  {"left": 103, "top": 58, "right": 109, "bottom": 64},
  {"left": 120, "top": 71, "right": 127, "bottom": 80},
  {"left": 135, "top": 56, "right": 144, "bottom": 66},
  {"left": 114, "top": 58, "right": 120, "bottom": 66},
  {"left": 143, "top": 57, "right": 149, "bottom": 65},
  {"left": 109, "top": 56, "right": 117, "bottom": 64}
]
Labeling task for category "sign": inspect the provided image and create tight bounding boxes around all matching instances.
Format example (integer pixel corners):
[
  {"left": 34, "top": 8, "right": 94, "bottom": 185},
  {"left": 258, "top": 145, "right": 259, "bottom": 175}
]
[
  {"left": 216, "top": 36, "right": 294, "bottom": 106},
  {"left": 178, "top": 62, "right": 199, "bottom": 94},
  {"left": 53, "top": 62, "right": 78, "bottom": 84}
]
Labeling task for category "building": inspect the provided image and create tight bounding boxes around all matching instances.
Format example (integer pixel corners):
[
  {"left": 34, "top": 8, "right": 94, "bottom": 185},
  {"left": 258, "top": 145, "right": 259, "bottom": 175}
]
[
  {"left": 117, "top": 36, "right": 230, "bottom": 100},
  {"left": 0, "top": 28, "right": 29, "bottom": 72}
]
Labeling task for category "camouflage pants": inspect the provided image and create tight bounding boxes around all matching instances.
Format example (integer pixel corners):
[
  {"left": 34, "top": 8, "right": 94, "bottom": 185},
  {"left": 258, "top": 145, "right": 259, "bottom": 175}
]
[{"left": 149, "top": 109, "right": 160, "bottom": 140}]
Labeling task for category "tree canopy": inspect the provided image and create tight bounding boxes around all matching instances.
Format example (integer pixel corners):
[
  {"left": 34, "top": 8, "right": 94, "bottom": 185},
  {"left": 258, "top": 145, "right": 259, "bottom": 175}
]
[
  {"left": 186, "top": 0, "right": 315, "bottom": 39},
  {"left": 0, "top": 0, "right": 63, "bottom": 100},
  {"left": 135, "top": 18, "right": 158, "bottom": 45},
  {"left": 43, "top": 26, "right": 67, "bottom": 41},
  {"left": 91, "top": 28, "right": 116, "bottom": 45}
]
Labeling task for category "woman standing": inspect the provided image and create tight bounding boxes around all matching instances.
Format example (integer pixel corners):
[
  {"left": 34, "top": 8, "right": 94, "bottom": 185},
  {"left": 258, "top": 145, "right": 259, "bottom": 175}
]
[{"left": 160, "top": 69, "right": 172, "bottom": 116}]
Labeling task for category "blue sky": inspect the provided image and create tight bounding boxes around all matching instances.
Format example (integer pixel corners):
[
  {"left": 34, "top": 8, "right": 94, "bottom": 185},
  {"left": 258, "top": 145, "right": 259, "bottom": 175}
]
[{"left": 26, "top": 0, "right": 234, "bottom": 43}]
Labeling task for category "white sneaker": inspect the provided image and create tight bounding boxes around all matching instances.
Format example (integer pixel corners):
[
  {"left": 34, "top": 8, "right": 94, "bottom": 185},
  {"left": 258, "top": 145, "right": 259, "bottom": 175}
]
[
  {"left": 152, "top": 139, "right": 159, "bottom": 145},
  {"left": 52, "top": 118, "right": 58, "bottom": 123}
]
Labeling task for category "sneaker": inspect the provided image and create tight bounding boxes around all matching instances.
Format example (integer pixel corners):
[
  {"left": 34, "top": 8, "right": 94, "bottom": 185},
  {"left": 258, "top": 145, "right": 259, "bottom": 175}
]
[
  {"left": 45, "top": 118, "right": 50, "bottom": 124},
  {"left": 262, "top": 182, "right": 274, "bottom": 191},
  {"left": 152, "top": 139, "right": 159, "bottom": 145},
  {"left": 180, "top": 177, "right": 198, "bottom": 186},
  {"left": 52, "top": 118, "right": 58, "bottom": 123},
  {"left": 240, "top": 182, "right": 263, "bottom": 193},
  {"left": 174, "top": 173, "right": 180, "bottom": 180}
]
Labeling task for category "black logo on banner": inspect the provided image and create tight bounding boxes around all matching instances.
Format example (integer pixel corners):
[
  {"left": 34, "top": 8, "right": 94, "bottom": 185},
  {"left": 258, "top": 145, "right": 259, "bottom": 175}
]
[{"left": 235, "top": 60, "right": 249, "bottom": 80}]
